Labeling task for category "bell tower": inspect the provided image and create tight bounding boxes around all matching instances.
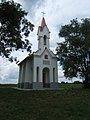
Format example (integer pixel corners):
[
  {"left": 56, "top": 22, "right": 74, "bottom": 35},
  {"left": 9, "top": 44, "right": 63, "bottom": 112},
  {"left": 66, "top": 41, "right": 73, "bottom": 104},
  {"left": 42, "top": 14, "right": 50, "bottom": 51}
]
[{"left": 37, "top": 17, "right": 50, "bottom": 50}]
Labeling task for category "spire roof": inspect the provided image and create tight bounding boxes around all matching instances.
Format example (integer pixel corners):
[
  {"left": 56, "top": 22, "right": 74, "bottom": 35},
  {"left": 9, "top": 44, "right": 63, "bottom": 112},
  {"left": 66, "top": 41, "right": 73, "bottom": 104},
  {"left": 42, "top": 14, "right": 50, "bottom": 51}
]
[{"left": 41, "top": 17, "right": 46, "bottom": 29}]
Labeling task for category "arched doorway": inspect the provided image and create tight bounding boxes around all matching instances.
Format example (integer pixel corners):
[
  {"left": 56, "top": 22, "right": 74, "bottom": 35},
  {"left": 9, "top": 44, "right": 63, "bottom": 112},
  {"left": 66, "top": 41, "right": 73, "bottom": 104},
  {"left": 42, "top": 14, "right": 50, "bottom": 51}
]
[{"left": 42, "top": 68, "right": 50, "bottom": 88}]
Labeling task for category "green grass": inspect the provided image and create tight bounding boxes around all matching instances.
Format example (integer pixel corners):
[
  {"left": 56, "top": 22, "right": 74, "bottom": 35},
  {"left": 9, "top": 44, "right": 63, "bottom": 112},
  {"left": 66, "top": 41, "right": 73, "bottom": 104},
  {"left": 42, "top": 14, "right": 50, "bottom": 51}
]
[
  {"left": 0, "top": 84, "right": 17, "bottom": 88},
  {"left": 0, "top": 84, "right": 90, "bottom": 120},
  {"left": 60, "top": 83, "right": 82, "bottom": 89}
]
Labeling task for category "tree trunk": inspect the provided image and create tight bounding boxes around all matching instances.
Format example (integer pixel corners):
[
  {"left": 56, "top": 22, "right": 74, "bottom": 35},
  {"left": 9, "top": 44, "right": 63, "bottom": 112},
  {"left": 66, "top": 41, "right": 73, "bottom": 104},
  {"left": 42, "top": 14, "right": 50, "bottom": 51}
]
[{"left": 83, "top": 74, "right": 90, "bottom": 88}]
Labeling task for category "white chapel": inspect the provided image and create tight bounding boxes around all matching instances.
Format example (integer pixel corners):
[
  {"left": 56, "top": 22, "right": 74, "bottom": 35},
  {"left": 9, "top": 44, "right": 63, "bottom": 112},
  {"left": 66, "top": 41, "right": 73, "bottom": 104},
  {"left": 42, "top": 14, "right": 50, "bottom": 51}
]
[{"left": 17, "top": 17, "right": 58, "bottom": 89}]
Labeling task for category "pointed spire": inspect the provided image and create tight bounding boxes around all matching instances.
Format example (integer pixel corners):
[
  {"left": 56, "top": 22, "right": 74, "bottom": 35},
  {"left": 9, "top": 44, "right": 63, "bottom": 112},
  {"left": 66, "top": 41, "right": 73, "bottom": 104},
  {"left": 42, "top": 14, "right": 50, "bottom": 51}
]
[{"left": 41, "top": 17, "right": 46, "bottom": 29}]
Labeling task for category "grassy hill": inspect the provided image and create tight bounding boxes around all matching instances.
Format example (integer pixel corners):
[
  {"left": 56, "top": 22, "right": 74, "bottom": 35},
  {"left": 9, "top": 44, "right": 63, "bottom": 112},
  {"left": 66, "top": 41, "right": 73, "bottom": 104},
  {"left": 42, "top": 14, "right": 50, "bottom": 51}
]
[{"left": 0, "top": 84, "right": 90, "bottom": 120}]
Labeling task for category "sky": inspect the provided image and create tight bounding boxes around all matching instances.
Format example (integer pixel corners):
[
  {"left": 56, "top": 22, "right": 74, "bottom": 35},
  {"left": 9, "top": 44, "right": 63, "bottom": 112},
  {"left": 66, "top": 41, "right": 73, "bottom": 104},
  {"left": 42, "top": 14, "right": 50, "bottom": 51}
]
[{"left": 0, "top": 0, "right": 90, "bottom": 84}]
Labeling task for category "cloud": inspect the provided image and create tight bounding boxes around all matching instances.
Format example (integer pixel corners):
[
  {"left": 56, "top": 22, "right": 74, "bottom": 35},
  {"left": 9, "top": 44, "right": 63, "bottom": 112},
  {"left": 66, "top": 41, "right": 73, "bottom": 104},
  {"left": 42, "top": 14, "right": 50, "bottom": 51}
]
[
  {"left": 58, "top": 64, "right": 66, "bottom": 83},
  {"left": 0, "top": 57, "right": 18, "bottom": 84},
  {"left": 14, "top": 0, "right": 90, "bottom": 53}
]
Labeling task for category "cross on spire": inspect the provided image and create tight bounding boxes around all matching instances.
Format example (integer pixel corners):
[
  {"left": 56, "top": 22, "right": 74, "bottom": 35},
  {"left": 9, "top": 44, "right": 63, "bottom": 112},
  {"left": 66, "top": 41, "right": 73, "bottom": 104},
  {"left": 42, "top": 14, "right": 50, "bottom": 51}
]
[{"left": 41, "top": 11, "right": 46, "bottom": 17}]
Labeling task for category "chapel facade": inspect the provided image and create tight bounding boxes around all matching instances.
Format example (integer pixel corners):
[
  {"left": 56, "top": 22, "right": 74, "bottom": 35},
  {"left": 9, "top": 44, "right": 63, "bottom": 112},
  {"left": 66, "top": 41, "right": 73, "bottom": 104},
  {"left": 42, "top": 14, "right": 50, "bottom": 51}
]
[{"left": 17, "top": 17, "right": 58, "bottom": 89}]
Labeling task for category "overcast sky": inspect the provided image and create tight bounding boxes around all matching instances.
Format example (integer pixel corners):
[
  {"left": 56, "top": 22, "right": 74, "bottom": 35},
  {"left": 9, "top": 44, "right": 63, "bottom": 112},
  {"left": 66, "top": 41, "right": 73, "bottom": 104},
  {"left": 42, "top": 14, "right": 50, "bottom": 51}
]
[{"left": 0, "top": 0, "right": 90, "bottom": 84}]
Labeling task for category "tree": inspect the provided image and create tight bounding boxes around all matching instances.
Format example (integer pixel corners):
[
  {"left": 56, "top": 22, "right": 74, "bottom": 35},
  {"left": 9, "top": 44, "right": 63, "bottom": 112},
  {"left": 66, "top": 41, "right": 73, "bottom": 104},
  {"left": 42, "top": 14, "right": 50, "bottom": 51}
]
[
  {"left": 56, "top": 18, "right": 90, "bottom": 88},
  {"left": 0, "top": 0, "right": 34, "bottom": 61}
]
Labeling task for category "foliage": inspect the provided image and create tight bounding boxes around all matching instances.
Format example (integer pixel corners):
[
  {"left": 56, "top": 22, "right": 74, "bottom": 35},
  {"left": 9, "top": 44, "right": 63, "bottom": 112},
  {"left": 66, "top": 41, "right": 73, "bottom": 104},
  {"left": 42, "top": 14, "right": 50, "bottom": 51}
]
[
  {"left": 0, "top": 0, "right": 34, "bottom": 61},
  {"left": 73, "top": 81, "right": 82, "bottom": 84},
  {"left": 56, "top": 18, "right": 90, "bottom": 86},
  {"left": 0, "top": 87, "right": 90, "bottom": 120},
  {"left": 59, "top": 83, "right": 82, "bottom": 89}
]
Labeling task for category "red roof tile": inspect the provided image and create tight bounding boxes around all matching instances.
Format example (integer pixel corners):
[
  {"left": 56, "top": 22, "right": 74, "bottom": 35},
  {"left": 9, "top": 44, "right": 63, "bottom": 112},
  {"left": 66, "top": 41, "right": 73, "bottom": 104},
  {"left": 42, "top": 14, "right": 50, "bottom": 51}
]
[{"left": 41, "top": 17, "right": 46, "bottom": 29}]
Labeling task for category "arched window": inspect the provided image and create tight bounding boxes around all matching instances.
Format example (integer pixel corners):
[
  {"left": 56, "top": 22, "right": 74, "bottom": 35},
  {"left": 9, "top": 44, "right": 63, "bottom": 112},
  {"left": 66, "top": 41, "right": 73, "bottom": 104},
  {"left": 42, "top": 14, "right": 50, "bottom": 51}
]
[
  {"left": 53, "top": 68, "right": 55, "bottom": 82},
  {"left": 36, "top": 67, "right": 39, "bottom": 82},
  {"left": 44, "top": 35, "right": 47, "bottom": 45}
]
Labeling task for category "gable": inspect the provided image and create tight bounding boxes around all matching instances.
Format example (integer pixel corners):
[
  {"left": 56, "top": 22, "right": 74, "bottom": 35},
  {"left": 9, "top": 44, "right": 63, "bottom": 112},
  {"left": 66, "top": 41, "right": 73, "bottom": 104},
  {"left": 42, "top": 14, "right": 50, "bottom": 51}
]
[
  {"left": 34, "top": 48, "right": 56, "bottom": 59},
  {"left": 42, "top": 48, "right": 57, "bottom": 58},
  {"left": 41, "top": 49, "right": 53, "bottom": 59}
]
